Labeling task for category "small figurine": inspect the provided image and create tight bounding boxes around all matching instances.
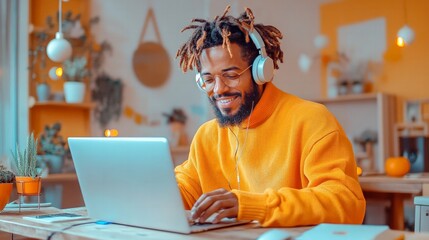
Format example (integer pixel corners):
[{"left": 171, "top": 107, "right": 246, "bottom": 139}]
[{"left": 163, "top": 108, "right": 188, "bottom": 147}]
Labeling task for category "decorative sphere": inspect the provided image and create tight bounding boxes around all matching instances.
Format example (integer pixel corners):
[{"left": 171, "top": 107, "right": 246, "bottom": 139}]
[
  {"left": 49, "top": 67, "right": 59, "bottom": 80},
  {"left": 28, "top": 96, "right": 36, "bottom": 108},
  {"left": 46, "top": 32, "right": 72, "bottom": 62},
  {"left": 313, "top": 34, "right": 329, "bottom": 49}
]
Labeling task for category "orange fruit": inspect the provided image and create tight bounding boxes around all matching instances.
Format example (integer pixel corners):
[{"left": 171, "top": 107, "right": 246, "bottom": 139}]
[{"left": 385, "top": 157, "right": 411, "bottom": 177}]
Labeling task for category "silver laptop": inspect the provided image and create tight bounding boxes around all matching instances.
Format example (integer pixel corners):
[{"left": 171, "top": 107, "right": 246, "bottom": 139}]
[{"left": 68, "top": 137, "right": 249, "bottom": 234}]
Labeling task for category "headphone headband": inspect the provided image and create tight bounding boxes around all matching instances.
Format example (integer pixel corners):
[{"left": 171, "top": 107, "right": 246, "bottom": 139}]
[{"left": 248, "top": 29, "right": 268, "bottom": 57}]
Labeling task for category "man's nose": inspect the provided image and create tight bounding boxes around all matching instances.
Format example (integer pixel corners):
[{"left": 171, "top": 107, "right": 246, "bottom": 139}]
[{"left": 213, "top": 76, "right": 229, "bottom": 94}]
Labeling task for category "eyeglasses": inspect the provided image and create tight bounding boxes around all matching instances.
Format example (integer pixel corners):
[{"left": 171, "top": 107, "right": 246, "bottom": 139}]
[{"left": 196, "top": 65, "right": 252, "bottom": 92}]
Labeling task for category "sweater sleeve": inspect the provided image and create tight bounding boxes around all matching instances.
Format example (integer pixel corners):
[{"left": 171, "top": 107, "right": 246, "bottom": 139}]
[
  {"left": 232, "top": 130, "right": 366, "bottom": 227},
  {"left": 174, "top": 135, "right": 204, "bottom": 210}
]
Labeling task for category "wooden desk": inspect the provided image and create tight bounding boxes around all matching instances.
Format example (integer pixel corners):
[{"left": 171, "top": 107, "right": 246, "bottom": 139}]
[
  {"left": 359, "top": 175, "right": 429, "bottom": 230},
  {"left": 43, "top": 173, "right": 84, "bottom": 208},
  {"left": 9, "top": 173, "right": 84, "bottom": 209},
  {"left": 0, "top": 207, "right": 428, "bottom": 240}
]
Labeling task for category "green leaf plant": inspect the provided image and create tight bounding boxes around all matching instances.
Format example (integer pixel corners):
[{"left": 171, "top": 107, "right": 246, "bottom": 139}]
[{"left": 10, "top": 133, "right": 40, "bottom": 178}]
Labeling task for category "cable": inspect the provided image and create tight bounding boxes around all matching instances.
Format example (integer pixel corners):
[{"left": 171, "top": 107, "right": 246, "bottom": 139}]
[
  {"left": 227, "top": 126, "right": 240, "bottom": 190},
  {"left": 58, "top": 0, "right": 62, "bottom": 33},
  {"left": 46, "top": 221, "right": 97, "bottom": 240},
  {"left": 236, "top": 101, "right": 254, "bottom": 190},
  {"left": 226, "top": 100, "right": 255, "bottom": 191}
]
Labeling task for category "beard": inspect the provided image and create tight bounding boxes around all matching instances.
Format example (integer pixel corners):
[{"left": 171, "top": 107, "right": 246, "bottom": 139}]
[{"left": 209, "top": 81, "right": 260, "bottom": 127}]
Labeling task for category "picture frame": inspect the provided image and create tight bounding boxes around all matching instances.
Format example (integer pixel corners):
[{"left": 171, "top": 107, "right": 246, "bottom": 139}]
[{"left": 404, "top": 100, "right": 422, "bottom": 123}]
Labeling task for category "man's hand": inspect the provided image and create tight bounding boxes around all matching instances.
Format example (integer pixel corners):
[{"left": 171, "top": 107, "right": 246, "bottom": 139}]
[{"left": 191, "top": 188, "right": 238, "bottom": 223}]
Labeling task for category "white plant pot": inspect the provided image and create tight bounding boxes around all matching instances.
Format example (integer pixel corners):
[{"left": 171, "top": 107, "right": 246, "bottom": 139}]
[{"left": 64, "top": 82, "right": 85, "bottom": 103}]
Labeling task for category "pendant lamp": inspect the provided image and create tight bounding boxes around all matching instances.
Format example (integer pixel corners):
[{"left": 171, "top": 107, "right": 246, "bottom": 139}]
[
  {"left": 396, "top": 0, "right": 415, "bottom": 47},
  {"left": 46, "top": 0, "right": 72, "bottom": 62},
  {"left": 397, "top": 25, "right": 415, "bottom": 47}
]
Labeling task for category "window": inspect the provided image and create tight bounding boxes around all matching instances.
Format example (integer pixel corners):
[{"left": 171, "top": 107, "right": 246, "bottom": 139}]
[{"left": 0, "top": 0, "right": 29, "bottom": 164}]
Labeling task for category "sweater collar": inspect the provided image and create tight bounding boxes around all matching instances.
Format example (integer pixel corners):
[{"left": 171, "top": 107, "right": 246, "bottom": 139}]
[{"left": 239, "top": 82, "right": 281, "bottom": 129}]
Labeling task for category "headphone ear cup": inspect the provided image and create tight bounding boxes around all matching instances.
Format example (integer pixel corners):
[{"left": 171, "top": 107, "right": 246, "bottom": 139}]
[{"left": 252, "top": 55, "right": 274, "bottom": 85}]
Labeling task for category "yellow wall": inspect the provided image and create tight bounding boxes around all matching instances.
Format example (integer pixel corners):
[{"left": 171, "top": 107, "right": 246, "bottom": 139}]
[{"left": 321, "top": 0, "right": 429, "bottom": 121}]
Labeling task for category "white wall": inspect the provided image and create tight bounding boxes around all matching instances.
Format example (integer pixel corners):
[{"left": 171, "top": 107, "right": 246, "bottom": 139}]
[{"left": 89, "top": 0, "right": 333, "bottom": 139}]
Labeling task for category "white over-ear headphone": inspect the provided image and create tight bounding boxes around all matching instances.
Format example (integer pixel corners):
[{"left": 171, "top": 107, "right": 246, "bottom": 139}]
[
  {"left": 248, "top": 29, "right": 274, "bottom": 85},
  {"left": 195, "top": 28, "right": 274, "bottom": 90}
]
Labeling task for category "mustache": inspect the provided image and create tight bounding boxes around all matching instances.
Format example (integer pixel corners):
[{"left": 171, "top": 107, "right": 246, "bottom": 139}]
[{"left": 210, "top": 93, "right": 242, "bottom": 101}]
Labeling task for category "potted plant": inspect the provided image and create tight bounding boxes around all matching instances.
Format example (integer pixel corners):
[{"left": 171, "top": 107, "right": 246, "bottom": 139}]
[
  {"left": 38, "top": 122, "right": 67, "bottom": 174},
  {"left": 10, "top": 133, "right": 42, "bottom": 195},
  {"left": 63, "top": 56, "right": 89, "bottom": 103},
  {"left": 0, "top": 165, "right": 15, "bottom": 211},
  {"left": 29, "top": 30, "right": 52, "bottom": 102}
]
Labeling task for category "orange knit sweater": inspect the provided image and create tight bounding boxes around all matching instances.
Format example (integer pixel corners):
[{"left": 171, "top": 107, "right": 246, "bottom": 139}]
[{"left": 175, "top": 83, "right": 366, "bottom": 227}]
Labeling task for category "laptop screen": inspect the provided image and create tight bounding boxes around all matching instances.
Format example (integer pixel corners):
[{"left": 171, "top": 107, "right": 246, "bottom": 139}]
[{"left": 68, "top": 137, "right": 193, "bottom": 233}]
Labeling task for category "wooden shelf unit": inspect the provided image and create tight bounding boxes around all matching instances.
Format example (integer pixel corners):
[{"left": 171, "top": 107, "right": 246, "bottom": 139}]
[
  {"left": 313, "top": 93, "right": 397, "bottom": 173},
  {"left": 29, "top": 101, "right": 94, "bottom": 140}
]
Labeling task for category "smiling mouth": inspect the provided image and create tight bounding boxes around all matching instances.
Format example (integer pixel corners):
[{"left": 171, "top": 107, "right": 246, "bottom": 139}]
[
  {"left": 216, "top": 95, "right": 239, "bottom": 105},
  {"left": 215, "top": 96, "right": 240, "bottom": 115},
  {"left": 217, "top": 96, "right": 237, "bottom": 104}
]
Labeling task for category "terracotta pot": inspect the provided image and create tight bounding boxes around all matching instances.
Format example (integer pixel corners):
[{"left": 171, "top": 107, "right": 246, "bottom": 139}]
[
  {"left": 15, "top": 176, "right": 42, "bottom": 195},
  {"left": 0, "top": 183, "right": 13, "bottom": 211}
]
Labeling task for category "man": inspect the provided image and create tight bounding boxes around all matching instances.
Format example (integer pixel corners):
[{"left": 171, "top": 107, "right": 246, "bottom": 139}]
[{"left": 175, "top": 6, "right": 365, "bottom": 227}]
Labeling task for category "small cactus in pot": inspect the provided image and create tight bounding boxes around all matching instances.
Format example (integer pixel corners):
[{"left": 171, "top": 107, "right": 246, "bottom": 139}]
[
  {"left": 10, "top": 133, "right": 42, "bottom": 195},
  {"left": 0, "top": 165, "right": 15, "bottom": 183},
  {"left": 0, "top": 165, "right": 16, "bottom": 211}
]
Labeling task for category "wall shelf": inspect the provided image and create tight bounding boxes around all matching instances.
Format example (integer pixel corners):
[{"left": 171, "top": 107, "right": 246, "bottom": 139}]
[
  {"left": 313, "top": 92, "right": 397, "bottom": 173},
  {"left": 313, "top": 93, "right": 379, "bottom": 103},
  {"left": 29, "top": 101, "right": 94, "bottom": 139},
  {"left": 32, "top": 101, "right": 95, "bottom": 109}
]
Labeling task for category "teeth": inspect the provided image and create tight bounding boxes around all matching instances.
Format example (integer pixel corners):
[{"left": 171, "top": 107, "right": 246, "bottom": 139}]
[{"left": 219, "top": 99, "right": 233, "bottom": 104}]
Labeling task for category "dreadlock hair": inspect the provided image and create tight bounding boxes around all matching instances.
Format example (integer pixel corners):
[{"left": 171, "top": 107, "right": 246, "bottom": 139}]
[{"left": 176, "top": 5, "right": 284, "bottom": 73}]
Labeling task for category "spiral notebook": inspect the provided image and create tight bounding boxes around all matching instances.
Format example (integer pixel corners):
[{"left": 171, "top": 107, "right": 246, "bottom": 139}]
[{"left": 23, "top": 212, "right": 90, "bottom": 224}]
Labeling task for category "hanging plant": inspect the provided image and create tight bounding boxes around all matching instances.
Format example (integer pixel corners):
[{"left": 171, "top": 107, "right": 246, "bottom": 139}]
[{"left": 91, "top": 73, "right": 124, "bottom": 128}]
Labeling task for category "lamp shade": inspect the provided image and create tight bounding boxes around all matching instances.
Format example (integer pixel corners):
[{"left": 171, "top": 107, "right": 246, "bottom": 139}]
[
  {"left": 397, "top": 25, "right": 415, "bottom": 45},
  {"left": 46, "top": 32, "right": 72, "bottom": 62}
]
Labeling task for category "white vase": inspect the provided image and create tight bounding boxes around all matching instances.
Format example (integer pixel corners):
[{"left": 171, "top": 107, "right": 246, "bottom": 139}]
[
  {"left": 36, "top": 83, "right": 50, "bottom": 102},
  {"left": 64, "top": 82, "right": 85, "bottom": 103}
]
